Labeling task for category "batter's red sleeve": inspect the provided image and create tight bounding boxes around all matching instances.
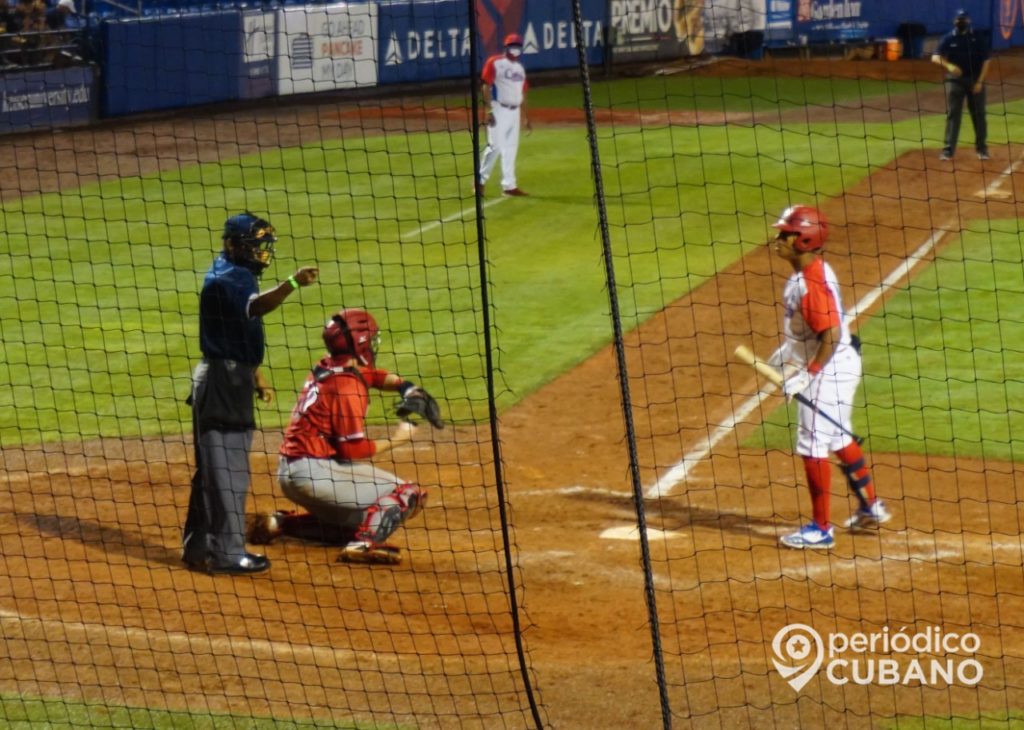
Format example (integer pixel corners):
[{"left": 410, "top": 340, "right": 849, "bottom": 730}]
[{"left": 800, "top": 259, "right": 841, "bottom": 333}]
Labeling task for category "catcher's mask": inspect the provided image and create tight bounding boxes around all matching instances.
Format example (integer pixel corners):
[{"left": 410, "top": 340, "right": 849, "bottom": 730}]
[
  {"left": 324, "top": 308, "right": 381, "bottom": 366},
  {"left": 223, "top": 212, "right": 277, "bottom": 275},
  {"left": 772, "top": 205, "right": 829, "bottom": 252}
]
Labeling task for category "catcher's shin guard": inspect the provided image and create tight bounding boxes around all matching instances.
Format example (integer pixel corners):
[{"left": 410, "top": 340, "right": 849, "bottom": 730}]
[
  {"left": 353, "top": 483, "right": 426, "bottom": 544},
  {"left": 342, "top": 484, "right": 426, "bottom": 565}
]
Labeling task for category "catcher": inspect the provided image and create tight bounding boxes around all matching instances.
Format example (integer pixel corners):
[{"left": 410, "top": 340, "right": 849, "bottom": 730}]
[{"left": 247, "top": 307, "right": 444, "bottom": 565}]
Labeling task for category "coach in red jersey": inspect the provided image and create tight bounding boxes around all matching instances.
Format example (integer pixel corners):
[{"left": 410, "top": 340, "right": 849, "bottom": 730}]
[
  {"left": 248, "top": 308, "right": 426, "bottom": 566},
  {"left": 477, "top": 32, "right": 531, "bottom": 197}
]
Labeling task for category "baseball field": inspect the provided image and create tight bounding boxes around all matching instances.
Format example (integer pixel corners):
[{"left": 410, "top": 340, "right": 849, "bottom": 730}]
[{"left": 1, "top": 49, "right": 1024, "bottom": 729}]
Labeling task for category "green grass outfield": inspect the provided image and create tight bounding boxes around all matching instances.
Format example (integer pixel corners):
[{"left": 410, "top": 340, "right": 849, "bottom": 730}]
[
  {"left": 0, "top": 74, "right": 1021, "bottom": 464},
  {"left": 0, "top": 693, "right": 380, "bottom": 729}
]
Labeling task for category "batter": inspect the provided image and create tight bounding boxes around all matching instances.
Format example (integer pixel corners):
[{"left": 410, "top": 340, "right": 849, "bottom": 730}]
[{"left": 771, "top": 205, "right": 892, "bottom": 548}]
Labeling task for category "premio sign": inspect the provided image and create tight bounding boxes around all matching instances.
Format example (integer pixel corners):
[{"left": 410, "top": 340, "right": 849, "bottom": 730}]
[{"left": 772, "top": 623, "right": 985, "bottom": 692}]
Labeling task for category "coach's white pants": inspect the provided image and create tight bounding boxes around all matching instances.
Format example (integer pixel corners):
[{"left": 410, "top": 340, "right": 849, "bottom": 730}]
[{"left": 479, "top": 104, "right": 521, "bottom": 191}]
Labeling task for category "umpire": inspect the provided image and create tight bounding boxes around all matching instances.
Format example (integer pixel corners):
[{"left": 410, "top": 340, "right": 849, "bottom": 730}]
[
  {"left": 934, "top": 9, "right": 991, "bottom": 161},
  {"left": 182, "top": 212, "right": 318, "bottom": 574}
]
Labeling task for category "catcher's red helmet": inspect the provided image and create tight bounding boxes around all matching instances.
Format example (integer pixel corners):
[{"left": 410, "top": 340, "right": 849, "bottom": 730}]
[
  {"left": 504, "top": 33, "right": 523, "bottom": 47},
  {"left": 323, "top": 308, "right": 380, "bottom": 365},
  {"left": 773, "top": 205, "right": 829, "bottom": 252}
]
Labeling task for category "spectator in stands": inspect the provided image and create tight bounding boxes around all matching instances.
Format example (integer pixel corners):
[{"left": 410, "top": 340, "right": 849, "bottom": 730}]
[
  {"left": 0, "top": 0, "right": 18, "bottom": 32},
  {"left": 933, "top": 9, "right": 991, "bottom": 161},
  {"left": 45, "top": 0, "right": 74, "bottom": 30},
  {"left": 0, "top": 0, "right": 16, "bottom": 67},
  {"left": 14, "top": 0, "right": 44, "bottom": 31}
]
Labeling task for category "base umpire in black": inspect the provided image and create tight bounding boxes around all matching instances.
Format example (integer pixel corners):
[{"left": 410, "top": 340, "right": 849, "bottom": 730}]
[
  {"left": 933, "top": 9, "right": 991, "bottom": 161},
  {"left": 182, "top": 213, "right": 318, "bottom": 574}
]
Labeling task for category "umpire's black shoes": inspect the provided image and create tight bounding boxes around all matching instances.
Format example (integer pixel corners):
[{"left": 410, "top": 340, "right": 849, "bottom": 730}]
[
  {"left": 187, "top": 553, "right": 271, "bottom": 575},
  {"left": 208, "top": 553, "right": 271, "bottom": 575}
]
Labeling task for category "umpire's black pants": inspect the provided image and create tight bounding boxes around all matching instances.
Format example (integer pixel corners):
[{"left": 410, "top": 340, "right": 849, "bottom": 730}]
[
  {"left": 183, "top": 429, "right": 253, "bottom": 566},
  {"left": 943, "top": 78, "right": 987, "bottom": 155},
  {"left": 182, "top": 358, "right": 257, "bottom": 567}
]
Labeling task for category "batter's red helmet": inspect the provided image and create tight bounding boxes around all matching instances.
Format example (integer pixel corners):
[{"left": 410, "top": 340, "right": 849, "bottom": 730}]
[
  {"left": 323, "top": 308, "right": 380, "bottom": 366},
  {"left": 773, "top": 205, "right": 829, "bottom": 252},
  {"left": 504, "top": 33, "right": 523, "bottom": 47}
]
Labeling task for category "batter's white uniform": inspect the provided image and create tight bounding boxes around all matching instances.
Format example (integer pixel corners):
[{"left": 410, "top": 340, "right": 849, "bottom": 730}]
[
  {"left": 778, "top": 257, "right": 861, "bottom": 458},
  {"left": 479, "top": 52, "right": 528, "bottom": 192}
]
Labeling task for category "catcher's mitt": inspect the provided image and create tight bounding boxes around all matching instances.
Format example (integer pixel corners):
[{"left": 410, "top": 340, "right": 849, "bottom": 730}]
[{"left": 395, "top": 388, "right": 445, "bottom": 429}]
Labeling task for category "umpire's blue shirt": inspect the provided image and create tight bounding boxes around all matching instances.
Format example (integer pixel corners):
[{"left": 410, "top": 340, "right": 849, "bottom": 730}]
[
  {"left": 199, "top": 254, "right": 265, "bottom": 366},
  {"left": 938, "top": 30, "right": 990, "bottom": 81}
]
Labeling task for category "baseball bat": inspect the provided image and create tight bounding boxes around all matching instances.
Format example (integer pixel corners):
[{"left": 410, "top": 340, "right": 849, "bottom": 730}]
[{"left": 734, "top": 345, "right": 870, "bottom": 510}]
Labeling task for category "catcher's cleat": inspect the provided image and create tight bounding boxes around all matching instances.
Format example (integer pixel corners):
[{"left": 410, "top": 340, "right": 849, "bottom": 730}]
[
  {"left": 338, "top": 541, "right": 402, "bottom": 566},
  {"left": 780, "top": 523, "right": 834, "bottom": 549},
  {"left": 843, "top": 499, "right": 892, "bottom": 530},
  {"left": 246, "top": 511, "right": 286, "bottom": 545}
]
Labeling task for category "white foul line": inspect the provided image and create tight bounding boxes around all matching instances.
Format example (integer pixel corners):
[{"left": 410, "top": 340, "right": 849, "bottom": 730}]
[
  {"left": 399, "top": 196, "right": 506, "bottom": 241},
  {"left": 0, "top": 606, "right": 402, "bottom": 672},
  {"left": 645, "top": 156, "right": 1022, "bottom": 500}
]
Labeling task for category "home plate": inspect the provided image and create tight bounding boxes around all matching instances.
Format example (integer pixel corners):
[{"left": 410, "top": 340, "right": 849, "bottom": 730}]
[{"left": 600, "top": 526, "right": 685, "bottom": 541}]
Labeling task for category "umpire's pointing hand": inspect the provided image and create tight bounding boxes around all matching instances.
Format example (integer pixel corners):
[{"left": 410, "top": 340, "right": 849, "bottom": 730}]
[{"left": 293, "top": 267, "right": 319, "bottom": 286}]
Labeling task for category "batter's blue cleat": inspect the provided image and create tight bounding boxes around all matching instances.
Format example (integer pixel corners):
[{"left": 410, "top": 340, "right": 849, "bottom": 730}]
[{"left": 780, "top": 523, "right": 835, "bottom": 549}]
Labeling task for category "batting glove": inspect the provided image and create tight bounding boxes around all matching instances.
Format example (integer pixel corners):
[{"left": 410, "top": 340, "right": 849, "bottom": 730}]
[{"left": 781, "top": 369, "right": 812, "bottom": 402}]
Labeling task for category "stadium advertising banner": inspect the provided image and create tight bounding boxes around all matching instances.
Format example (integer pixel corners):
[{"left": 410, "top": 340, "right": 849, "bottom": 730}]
[
  {"left": 0, "top": 65, "right": 95, "bottom": 134},
  {"left": 378, "top": 0, "right": 468, "bottom": 83},
  {"left": 792, "top": 0, "right": 992, "bottom": 43},
  {"left": 377, "top": 0, "right": 605, "bottom": 86},
  {"left": 610, "top": 0, "right": 767, "bottom": 61},
  {"left": 765, "top": 0, "right": 795, "bottom": 45},
  {"left": 276, "top": 2, "right": 378, "bottom": 95},
  {"left": 997, "top": 0, "right": 1024, "bottom": 48},
  {"left": 241, "top": 10, "right": 276, "bottom": 99}
]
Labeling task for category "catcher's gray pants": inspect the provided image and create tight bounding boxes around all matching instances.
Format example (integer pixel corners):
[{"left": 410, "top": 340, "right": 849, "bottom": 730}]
[
  {"left": 184, "top": 429, "right": 253, "bottom": 564},
  {"left": 278, "top": 457, "right": 405, "bottom": 529}
]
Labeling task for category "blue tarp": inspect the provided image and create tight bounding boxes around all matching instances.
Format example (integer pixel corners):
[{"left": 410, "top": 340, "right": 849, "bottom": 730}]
[{"left": 102, "top": 10, "right": 242, "bottom": 116}]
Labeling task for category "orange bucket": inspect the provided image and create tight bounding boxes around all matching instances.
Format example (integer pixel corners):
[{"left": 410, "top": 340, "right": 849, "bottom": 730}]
[{"left": 884, "top": 38, "right": 902, "bottom": 61}]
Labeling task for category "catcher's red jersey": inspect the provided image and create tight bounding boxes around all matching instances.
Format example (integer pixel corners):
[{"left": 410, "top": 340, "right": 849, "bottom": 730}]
[{"left": 280, "top": 358, "right": 391, "bottom": 461}]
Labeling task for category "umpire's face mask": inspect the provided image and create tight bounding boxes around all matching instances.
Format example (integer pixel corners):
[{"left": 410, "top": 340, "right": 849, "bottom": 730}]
[{"left": 955, "top": 17, "right": 970, "bottom": 32}]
